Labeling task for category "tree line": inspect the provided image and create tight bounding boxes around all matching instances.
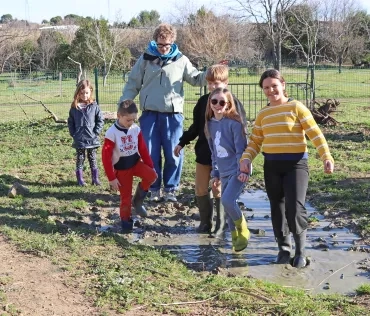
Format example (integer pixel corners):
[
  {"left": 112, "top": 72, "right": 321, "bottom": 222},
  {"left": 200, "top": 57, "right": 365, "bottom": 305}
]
[{"left": 0, "top": 0, "right": 369, "bottom": 79}]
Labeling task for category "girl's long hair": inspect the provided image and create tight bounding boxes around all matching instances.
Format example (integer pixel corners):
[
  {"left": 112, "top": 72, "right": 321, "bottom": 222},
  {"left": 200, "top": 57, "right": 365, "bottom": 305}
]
[
  {"left": 204, "top": 88, "right": 245, "bottom": 138},
  {"left": 71, "top": 80, "right": 94, "bottom": 108}
]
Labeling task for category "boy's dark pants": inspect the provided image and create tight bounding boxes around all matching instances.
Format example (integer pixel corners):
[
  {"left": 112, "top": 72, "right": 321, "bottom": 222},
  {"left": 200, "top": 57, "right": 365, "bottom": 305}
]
[
  {"left": 115, "top": 161, "right": 157, "bottom": 221},
  {"left": 263, "top": 159, "right": 309, "bottom": 238}
]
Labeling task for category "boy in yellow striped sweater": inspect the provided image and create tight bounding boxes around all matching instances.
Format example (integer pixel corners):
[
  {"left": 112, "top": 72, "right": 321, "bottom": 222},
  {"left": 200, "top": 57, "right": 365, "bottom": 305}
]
[{"left": 240, "top": 69, "right": 334, "bottom": 268}]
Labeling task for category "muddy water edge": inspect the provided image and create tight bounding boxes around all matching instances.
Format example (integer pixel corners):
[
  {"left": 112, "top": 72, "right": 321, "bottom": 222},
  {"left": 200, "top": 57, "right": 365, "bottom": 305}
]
[{"left": 98, "top": 189, "right": 370, "bottom": 295}]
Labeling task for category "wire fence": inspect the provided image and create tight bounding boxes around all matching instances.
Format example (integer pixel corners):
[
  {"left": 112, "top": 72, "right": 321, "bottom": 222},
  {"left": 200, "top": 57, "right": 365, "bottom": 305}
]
[{"left": 0, "top": 65, "right": 369, "bottom": 124}]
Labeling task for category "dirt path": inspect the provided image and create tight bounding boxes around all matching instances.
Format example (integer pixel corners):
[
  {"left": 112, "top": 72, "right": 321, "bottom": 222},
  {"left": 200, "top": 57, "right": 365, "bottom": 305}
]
[{"left": 0, "top": 236, "right": 101, "bottom": 316}]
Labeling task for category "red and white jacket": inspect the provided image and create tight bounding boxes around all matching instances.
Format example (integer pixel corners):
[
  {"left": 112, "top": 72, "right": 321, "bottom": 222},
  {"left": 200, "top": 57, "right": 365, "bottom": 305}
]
[{"left": 102, "top": 122, "right": 153, "bottom": 181}]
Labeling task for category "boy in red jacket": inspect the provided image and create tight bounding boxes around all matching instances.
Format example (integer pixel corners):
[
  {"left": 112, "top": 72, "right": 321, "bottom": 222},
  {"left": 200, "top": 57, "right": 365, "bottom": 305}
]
[{"left": 102, "top": 100, "right": 157, "bottom": 232}]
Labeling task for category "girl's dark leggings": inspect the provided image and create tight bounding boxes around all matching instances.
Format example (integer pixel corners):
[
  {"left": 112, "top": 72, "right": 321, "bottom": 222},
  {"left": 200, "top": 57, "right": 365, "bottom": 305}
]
[
  {"left": 264, "top": 159, "right": 309, "bottom": 238},
  {"left": 76, "top": 148, "right": 98, "bottom": 170}
]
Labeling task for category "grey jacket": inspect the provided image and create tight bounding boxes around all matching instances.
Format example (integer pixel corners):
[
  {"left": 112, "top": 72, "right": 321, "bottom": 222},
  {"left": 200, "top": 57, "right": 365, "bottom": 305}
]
[
  {"left": 119, "top": 51, "right": 206, "bottom": 113},
  {"left": 207, "top": 117, "right": 248, "bottom": 179},
  {"left": 67, "top": 102, "right": 104, "bottom": 149}
]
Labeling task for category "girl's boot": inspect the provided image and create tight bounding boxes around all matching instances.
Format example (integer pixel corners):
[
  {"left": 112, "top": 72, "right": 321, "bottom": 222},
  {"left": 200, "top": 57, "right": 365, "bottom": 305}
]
[
  {"left": 276, "top": 235, "right": 292, "bottom": 264},
  {"left": 132, "top": 182, "right": 149, "bottom": 217},
  {"left": 233, "top": 216, "right": 250, "bottom": 252},
  {"left": 196, "top": 194, "right": 213, "bottom": 233},
  {"left": 75, "top": 170, "right": 86, "bottom": 186},
  {"left": 292, "top": 230, "right": 307, "bottom": 268},
  {"left": 212, "top": 197, "right": 227, "bottom": 237},
  {"left": 91, "top": 168, "right": 101, "bottom": 186}
]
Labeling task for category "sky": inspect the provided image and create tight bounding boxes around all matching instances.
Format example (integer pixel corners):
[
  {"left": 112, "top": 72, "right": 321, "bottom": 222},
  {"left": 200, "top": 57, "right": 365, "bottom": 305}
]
[
  {"left": 1, "top": 0, "right": 217, "bottom": 24},
  {"left": 1, "top": 0, "right": 370, "bottom": 24}
]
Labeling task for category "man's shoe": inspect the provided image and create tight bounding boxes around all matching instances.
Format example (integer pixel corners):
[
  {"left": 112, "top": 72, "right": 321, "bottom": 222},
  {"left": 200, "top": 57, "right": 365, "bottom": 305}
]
[
  {"left": 163, "top": 191, "right": 177, "bottom": 202},
  {"left": 149, "top": 190, "right": 161, "bottom": 202}
]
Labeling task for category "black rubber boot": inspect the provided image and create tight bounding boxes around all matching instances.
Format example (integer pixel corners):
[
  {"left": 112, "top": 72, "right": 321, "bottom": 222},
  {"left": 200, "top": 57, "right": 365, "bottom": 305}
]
[
  {"left": 292, "top": 230, "right": 307, "bottom": 268},
  {"left": 121, "top": 218, "right": 134, "bottom": 233},
  {"left": 132, "top": 183, "right": 148, "bottom": 217},
  {"left": 212, "top": 198, "right": 227, "bottom": 237},
  {"left": 196, "top": 195, "right": 213, "bottom": 233},
  {"left": 276, "top": 235, "right": 292, "bottom": 264}
]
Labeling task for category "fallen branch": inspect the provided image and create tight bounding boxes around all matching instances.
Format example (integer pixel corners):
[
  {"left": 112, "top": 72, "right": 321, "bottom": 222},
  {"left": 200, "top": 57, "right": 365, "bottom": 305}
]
[
  {"left": 143, "top": 267, "right": 170, "bottom": 277},
  {"left": 132, "top": 287, "right": 287, "bottom": 310},
  {"left": 23, "top": 94, "right": 67, "bottom": 123},
  {"left": 143, "top": 267, "right": 277, "bottom": 305},
  {"left": 316, "top": 260, "right": 356, "bottom": 288},
  {"left": 13, "top": 91, "right": 30, "bottom": 120}
]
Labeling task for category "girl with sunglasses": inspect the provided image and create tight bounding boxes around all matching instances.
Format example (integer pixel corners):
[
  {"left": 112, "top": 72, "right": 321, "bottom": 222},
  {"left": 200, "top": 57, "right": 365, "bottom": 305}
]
[
  {"left": 174, "top": 65, "right": 249, "bottom": 238},
  {"left": 204, "top": 88, "right": 251, "bottom": 252}
]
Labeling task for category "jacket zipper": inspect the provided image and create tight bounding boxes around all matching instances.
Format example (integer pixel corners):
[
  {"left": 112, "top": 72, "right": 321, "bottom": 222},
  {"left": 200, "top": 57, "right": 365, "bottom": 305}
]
[{"left": 143, "top": 95, "right": 148, "bottom": 111}]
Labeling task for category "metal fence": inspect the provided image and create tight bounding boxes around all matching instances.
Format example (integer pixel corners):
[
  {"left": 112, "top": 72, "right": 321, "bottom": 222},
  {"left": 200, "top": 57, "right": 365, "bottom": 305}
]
[{"left": 0, "top": 66, "right": 369, "bottom": 124}]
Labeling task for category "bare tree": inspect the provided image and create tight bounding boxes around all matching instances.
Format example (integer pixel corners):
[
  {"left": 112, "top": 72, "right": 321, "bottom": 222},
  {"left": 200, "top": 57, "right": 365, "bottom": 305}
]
[
  {"left": 37, "top": 30, "right": 65, "bottom": 69},
  {"left": 0, "top": 42, "right": 19, "bottom": 73},
  {"left": 120, "top": 27, "right": 153, "bottom": 60},
  {"left": 91, "top": 20, "right": 118, "bottom": 85},
  {"left": 231, "top": 0, "right": 298, "bottom": 70},
  {"left": 321, "top": 0, "right": 364, "bottom": 72},
  {"left": 281, "top": 0, "right": 330, "bottom": 102},
  {"left": 228, "top": 21, "right": 262, "bottom": 62},
  {"left": 282, "top": 1, "right": 325, "bottom": 69},
  {"left": 72, "top": 18, "right": 131, "bottom": 86},
  {"left": 178, "top": 8, "right": 232, "bottom": 66},
  {"left": 0, "top": 22, "right": 30, "bottom": 72}
]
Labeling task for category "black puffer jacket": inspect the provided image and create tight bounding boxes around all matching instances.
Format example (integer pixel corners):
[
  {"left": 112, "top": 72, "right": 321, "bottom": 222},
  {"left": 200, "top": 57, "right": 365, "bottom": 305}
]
[
  {"left": 178, "top": 93, "right": 248, "bottom": 166},
  {"left": 67, "top": 102, "right": 104, "bottom": 149}
]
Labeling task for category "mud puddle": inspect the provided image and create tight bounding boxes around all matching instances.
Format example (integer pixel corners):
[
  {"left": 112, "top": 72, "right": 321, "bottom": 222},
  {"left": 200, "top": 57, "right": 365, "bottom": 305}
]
[{"left": 100, "top": 190, "right": 370, "bottom": 295}]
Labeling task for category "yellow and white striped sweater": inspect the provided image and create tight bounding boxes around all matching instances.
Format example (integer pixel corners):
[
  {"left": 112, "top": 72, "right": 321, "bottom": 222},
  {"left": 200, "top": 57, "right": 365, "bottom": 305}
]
[{"left": 241, "top": 100, "right": 334, "bottom": 162}]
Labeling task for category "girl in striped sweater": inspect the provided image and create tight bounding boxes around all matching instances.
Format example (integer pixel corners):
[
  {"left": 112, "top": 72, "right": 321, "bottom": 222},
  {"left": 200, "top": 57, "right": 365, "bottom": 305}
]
[{"left": 240, "top": 69, "right": 334, "bottom": 268}]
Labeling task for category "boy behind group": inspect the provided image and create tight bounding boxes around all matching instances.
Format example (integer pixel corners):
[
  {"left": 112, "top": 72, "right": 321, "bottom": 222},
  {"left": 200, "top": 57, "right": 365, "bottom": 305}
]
[{"left": 174, "top": 64, "right": 249, "bottom": 237}]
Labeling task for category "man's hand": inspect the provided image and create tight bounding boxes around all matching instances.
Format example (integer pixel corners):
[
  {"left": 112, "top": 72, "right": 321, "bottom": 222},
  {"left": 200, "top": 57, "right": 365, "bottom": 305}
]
[{"left": 174, "top": 145, "right": 183, "bottom": 157}]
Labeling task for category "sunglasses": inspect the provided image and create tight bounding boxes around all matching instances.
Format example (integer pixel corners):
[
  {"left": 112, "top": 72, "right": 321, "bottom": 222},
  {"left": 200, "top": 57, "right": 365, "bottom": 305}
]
[
  {"left": 210, "top": 99, "right": 228, "bottom": 107},
  {"left": 156, "top": 43, "right": 172, "bottom": 48}
]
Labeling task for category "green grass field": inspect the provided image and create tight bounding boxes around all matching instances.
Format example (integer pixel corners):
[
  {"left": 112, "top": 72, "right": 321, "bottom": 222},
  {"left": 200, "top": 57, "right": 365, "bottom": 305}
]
[
  {"left": 0, "top": 119, "right": 369, "bottom": 314},
  {"left": 1, "top": 67, "right": 369, "bottom": 123}
]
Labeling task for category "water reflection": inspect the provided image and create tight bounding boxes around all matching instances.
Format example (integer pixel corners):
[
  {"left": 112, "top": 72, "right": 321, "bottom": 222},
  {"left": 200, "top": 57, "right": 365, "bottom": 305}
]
[{"left": 117, "top": 190, "right": 370, "bottom": 294}]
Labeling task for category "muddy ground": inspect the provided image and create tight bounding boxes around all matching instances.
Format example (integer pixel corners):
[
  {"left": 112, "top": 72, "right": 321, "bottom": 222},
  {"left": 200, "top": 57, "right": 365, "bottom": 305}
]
[{"left": 1, "top": 182, "right": 369, "bottom": 315}]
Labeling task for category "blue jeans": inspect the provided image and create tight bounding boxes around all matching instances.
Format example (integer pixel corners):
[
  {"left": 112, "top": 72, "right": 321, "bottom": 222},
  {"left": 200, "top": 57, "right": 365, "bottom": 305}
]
[
  {"left": 138, "top": 111, "right": 184, "bottom": 192},
  {"left": 220, "top": 173, "right": 246, "bottom": 231}
]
